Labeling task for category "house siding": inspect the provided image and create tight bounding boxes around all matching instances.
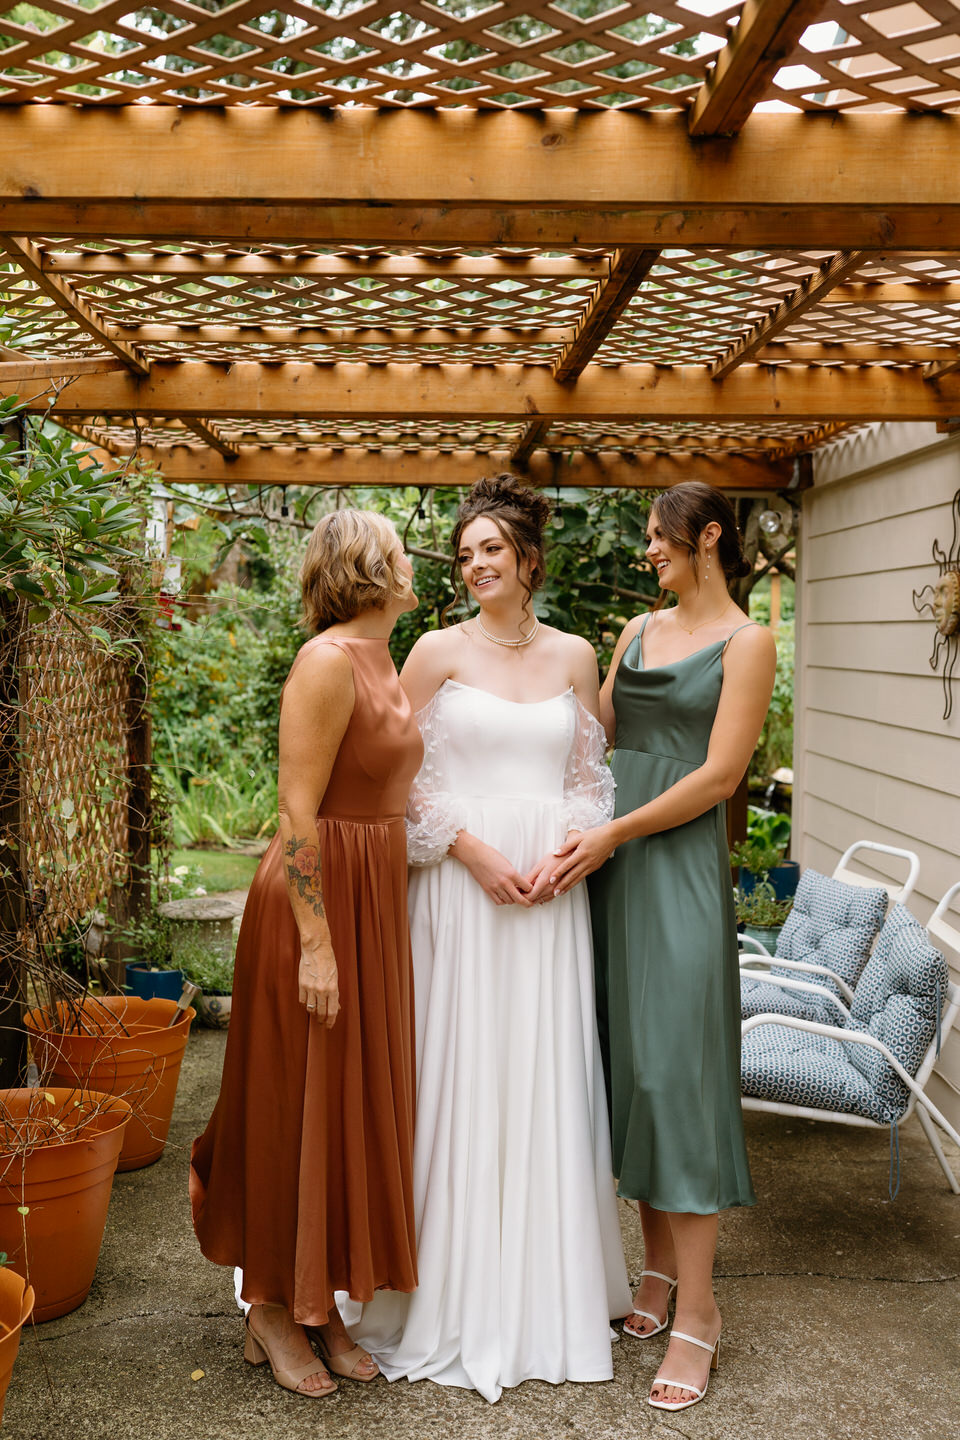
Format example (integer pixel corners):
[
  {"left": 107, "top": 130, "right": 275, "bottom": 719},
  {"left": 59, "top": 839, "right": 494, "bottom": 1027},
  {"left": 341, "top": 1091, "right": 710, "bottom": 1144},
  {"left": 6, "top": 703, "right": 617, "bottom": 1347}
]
[{"left": 794, "top": 422, "right": 960, "bottom": 1125}]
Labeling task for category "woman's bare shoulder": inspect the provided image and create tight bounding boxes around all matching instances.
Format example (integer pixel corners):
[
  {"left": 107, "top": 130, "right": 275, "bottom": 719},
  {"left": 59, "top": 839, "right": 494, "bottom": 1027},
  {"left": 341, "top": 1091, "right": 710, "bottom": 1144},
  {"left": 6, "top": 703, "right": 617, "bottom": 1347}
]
[{"left": 288, "top": 636, "right": 355, "bottom": 691}]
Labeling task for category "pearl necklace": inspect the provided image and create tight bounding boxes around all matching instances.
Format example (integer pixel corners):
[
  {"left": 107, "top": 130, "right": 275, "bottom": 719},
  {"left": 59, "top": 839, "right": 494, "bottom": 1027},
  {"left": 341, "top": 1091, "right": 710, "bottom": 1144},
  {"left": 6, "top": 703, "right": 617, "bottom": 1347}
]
[
  {"left": 476, "top": 614, "right": 540, "bottom": 648},
  {"left": 672, "top": 597, "right": 733, "bottom": 636}
]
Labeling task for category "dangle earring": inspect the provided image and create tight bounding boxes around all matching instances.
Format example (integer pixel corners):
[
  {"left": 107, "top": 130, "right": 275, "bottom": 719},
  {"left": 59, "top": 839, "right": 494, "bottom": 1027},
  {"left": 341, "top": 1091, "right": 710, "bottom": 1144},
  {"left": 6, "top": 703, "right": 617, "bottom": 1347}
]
[{"left": 704, "top": 547, "right": 712, "bottom": 583}]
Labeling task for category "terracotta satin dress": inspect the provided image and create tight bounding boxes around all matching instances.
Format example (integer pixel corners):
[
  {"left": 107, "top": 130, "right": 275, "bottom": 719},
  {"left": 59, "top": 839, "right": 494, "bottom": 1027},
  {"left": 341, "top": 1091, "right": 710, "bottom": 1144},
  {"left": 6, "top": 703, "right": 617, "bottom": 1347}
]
[{"left": 190, "top": 634, "right": 423, "bottom": 1322}]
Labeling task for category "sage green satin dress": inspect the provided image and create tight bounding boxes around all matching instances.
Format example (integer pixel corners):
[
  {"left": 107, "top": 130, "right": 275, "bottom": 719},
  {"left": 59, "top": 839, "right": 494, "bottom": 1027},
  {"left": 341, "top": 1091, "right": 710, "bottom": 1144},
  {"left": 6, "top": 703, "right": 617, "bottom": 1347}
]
[{"left": 589, "top": 618, "right": 756, "bottom": 1214}]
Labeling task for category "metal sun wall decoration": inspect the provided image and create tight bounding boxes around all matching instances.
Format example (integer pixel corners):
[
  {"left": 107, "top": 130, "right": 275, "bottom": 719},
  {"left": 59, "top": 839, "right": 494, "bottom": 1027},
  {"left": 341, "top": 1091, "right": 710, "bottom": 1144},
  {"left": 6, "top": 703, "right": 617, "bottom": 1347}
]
[{"left": 913, "top": 485, "right": 960, "bottom": 722}]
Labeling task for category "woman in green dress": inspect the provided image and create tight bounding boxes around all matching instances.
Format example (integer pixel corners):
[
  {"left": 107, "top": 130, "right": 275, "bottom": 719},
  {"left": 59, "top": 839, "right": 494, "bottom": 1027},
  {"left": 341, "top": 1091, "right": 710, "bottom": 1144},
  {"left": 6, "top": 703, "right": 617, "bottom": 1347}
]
[{"left": 548, "top": 483, "right": 776, "bottom": 1414}]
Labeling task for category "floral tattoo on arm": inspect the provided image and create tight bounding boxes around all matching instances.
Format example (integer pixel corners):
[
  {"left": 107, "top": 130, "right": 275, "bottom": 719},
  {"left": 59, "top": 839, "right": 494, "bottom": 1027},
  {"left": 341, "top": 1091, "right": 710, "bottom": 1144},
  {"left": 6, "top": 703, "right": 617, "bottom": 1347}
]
[{"left": 284, "top": 834, "right": 325, "bottom": 916}]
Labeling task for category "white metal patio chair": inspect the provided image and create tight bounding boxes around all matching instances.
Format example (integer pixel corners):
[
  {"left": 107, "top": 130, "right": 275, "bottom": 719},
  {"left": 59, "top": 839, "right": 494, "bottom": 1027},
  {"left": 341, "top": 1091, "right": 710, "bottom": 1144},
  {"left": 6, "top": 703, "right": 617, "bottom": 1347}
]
[
  {"left": 739, "top": 842, "right": 920, "bottom": 1023},
  {"left": 832, "top": 840, "right": 921, "bottom": 909},
  {"left": 740, "top": 867, "right": 888, "bottom": 1024},
  {"left": 741, "top": 896, "right": 960, "bottom": 1194}
]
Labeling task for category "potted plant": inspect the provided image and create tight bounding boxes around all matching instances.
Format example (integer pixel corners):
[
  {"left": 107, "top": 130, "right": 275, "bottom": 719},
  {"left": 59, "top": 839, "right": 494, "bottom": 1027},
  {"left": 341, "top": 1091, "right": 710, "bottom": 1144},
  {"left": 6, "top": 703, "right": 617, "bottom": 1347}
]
[
  {"left": 115, "top": 904, "right": 185, "bottom": 1002},
  {"left": 23, "top": 993, "right": 195, "bottom": 1171},
  {"left": 0, "top": 1260, "right": 35, "bottom": 1421},
  {"left": 731, "top": 806, "right": 799, "bottom": 901},
  {"left": 178, "top": 940, "right": 235, "bottom": 1029},
  {"left": 0, "top": 1088, "right": 131, "bottom": 1322},
  {"left": 735, "top": 878, "right": 794, "bottom": 953}
]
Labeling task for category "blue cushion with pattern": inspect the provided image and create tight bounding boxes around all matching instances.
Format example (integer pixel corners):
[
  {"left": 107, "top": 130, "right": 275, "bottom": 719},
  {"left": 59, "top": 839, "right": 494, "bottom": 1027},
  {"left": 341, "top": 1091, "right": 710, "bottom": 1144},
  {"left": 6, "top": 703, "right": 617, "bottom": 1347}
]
[
  {"left": 741, "top": 905, "right": 948, "bottom": 1124},
  {"left": 741, "top": 868, "right": 887, "bottom": 1024},
  {"left": 843, "top": 905, "right": 949, "bottom": 1117}
]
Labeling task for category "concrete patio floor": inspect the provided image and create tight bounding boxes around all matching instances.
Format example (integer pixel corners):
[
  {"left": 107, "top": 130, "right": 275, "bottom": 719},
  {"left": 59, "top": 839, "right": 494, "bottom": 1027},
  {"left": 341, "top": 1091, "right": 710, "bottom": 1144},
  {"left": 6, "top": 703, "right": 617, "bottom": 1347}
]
[{"left": 5, "top": 1027, "right": 959, "bottom": 1440}]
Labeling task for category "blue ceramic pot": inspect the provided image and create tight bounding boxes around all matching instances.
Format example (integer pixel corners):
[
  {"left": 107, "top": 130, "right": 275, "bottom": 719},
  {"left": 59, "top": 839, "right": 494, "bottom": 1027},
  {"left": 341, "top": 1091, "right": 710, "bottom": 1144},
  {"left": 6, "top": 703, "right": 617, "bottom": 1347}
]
[
  {"left": 738, "top": 861, "right": 800, "bottom": 902},
  {"left": 125, "top": 964, "right": 185, "bottom": 1001}
]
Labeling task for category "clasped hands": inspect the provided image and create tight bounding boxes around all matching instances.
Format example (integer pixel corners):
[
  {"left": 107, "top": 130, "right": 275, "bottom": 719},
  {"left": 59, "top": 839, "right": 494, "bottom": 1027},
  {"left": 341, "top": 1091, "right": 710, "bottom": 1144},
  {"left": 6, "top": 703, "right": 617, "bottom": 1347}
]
[{"left": 452, "top": 825, "right": 616, "bottom": 907}]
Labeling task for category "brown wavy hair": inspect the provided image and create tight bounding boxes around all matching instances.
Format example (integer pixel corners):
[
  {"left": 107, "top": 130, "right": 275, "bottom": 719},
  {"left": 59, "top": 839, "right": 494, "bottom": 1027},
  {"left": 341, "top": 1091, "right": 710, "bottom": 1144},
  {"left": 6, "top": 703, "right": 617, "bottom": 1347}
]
[
  {"left": 300, "top": 509, "right": 411, "bottom": 632},
  {"left": 651, "top": 482, "right": 751, "bottom": 586},
  {"left": 443, "top": 474, "right": 551, "bottom": 626}
]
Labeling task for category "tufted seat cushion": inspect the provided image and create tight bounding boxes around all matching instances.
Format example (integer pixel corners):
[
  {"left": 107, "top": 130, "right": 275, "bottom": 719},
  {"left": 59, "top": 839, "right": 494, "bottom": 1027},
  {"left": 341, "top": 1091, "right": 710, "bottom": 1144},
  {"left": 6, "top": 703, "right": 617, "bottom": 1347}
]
[
  {"left": 741, "top": 905, "right": 948, "bottom": 1124},
  {"left": 741, "top": 868, "right": 887, "bottom": 1024}
]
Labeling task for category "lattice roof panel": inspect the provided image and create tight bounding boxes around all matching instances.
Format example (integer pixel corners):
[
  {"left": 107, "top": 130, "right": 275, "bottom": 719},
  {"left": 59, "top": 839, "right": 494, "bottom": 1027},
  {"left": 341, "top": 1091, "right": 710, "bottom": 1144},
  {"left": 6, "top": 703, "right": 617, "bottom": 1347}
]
[
  {"left": 73, "top": 412, "right": 860, "bottom": 454},
  {"left": 594, "top": 247, "right": 833, "bottom": 363},
  {"left": 0, "top": 0, "right": 736, "bottom": 109},
  {"left": 768, "top": 0, "right": 960, "bottom": 114},
  {"left": 2, "top": 0, "right": 960, "bottom": 115},
  {"left": 0, "top": 263, "right": 105, "bottom": 355},
  {"left": 45, "top": 252, "right": 602, "bottom": 332}
]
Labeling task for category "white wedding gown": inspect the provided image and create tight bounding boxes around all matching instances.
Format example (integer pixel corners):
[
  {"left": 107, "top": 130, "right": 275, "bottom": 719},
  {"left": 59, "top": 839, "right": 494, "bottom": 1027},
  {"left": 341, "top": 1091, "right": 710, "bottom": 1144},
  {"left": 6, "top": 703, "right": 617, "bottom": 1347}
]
[{"left": 342, "top": 680, "right": 631, "bottom": 1402}]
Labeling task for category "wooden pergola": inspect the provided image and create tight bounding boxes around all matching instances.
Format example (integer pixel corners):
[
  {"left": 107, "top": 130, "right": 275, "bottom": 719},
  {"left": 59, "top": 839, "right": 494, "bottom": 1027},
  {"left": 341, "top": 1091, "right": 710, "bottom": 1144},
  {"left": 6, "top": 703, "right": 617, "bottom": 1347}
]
[{"left": 2, "top": 0, "right": 960, "bottom": 492}]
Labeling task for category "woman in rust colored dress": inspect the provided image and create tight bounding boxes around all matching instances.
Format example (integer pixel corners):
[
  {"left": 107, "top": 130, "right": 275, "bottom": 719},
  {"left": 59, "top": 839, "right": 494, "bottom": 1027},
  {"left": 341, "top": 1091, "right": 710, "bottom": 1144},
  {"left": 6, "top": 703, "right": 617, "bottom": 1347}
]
[{"left": 191, "top": 509, "right": 421, "bottom": 1398}]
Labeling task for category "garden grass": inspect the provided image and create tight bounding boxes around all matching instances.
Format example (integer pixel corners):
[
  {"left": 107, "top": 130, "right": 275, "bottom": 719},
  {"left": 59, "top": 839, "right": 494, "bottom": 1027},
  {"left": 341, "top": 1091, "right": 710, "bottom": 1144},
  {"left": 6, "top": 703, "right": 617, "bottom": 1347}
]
[{"left": 171, "top": 848, "right": 261, "bottom": 893}]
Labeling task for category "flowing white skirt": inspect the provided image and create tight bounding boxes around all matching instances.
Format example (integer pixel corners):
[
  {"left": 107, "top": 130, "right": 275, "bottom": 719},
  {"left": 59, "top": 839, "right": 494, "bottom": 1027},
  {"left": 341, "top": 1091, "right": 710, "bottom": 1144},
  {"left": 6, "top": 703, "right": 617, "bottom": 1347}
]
[{"left": 343, "top": 794, "right": 631, "bottom": 1403}]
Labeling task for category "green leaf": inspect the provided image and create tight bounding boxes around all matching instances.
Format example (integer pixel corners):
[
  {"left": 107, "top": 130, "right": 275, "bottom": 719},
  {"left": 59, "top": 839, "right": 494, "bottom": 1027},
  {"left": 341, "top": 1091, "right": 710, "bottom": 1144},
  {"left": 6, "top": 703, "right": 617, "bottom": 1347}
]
[{"left": 10, "top": 574, "right": 45, "bottom": 597}]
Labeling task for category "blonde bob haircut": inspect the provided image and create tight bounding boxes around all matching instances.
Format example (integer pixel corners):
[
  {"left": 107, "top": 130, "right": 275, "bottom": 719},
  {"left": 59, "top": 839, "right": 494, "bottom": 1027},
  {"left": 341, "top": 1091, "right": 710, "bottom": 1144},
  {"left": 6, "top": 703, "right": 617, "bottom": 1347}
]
[{"left": 300, "top": 509, "right": 410, "bottom": 633}]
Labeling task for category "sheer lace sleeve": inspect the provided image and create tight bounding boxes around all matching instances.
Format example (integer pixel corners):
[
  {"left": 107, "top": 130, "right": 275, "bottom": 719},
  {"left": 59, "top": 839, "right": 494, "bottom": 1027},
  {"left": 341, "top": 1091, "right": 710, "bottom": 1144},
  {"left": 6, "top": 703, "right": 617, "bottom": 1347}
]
[
  {"left": 405, "top": 688, "right": 469, "bottom": 867},
  {"left": 560, "top": 695, "right": 616, "bottom": 834}
]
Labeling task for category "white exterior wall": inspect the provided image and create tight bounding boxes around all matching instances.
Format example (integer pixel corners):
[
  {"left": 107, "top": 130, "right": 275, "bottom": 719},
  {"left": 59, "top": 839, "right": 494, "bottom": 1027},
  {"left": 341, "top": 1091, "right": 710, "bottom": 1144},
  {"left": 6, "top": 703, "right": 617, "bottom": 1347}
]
[{"left": 794, "top": 423, "right": 960, "bottom": 1124}]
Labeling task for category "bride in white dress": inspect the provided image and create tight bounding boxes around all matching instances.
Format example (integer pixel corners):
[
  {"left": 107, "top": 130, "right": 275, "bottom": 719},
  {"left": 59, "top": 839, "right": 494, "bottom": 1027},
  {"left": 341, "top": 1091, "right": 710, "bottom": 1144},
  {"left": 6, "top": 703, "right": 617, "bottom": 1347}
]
[{"left": 344, "top": 476, "right": 631, "bottom": 1402}]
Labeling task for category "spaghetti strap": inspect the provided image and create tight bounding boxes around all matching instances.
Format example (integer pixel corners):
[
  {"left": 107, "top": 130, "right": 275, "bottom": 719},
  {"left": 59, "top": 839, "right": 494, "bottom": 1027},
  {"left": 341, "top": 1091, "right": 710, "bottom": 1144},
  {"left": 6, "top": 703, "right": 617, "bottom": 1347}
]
[{"left": 721, "top": 620, "right": 759, "bottom": 652}]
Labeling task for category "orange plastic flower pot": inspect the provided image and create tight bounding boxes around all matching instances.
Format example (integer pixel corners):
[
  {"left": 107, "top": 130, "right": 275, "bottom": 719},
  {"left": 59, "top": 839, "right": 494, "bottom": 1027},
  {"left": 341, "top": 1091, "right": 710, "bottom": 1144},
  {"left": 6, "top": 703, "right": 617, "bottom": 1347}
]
[
  {"left": 24, "top": 996, "right": 194, "bottom": 1171},
  {"left": 0, "top": 1266, "right": 35, "bottom": 1422},
  {"left": 0, "top": 1088, "right": 130, "bottom": 1322}
]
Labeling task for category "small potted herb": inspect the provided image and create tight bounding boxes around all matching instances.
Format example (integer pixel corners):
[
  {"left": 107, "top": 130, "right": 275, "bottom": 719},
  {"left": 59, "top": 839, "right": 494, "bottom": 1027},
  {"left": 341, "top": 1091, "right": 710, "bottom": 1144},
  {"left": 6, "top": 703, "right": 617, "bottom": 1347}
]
[
  {"left": 177, "top": 939, "right": 236, "bottom": 1029},
  {"left": 734, "top": 877, "right": 794, "bottom": 953},
  {"left": 731, "top": 807, "right": 799, "bottom": 901}
]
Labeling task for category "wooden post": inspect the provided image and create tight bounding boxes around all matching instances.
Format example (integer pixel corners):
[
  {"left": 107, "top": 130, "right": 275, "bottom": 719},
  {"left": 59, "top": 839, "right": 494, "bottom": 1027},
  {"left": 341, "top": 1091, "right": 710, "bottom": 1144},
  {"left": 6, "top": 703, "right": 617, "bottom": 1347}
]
[{"left": 0, "top": 592, "right": 27, "bottom": 1086}]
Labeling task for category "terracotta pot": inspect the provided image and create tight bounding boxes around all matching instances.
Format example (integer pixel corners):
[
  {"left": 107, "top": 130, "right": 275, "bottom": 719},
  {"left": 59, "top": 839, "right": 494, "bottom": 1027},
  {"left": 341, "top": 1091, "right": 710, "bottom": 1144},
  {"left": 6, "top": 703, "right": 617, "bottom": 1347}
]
[
  {"left": 0, "top": 1088, "right": 130, "bottom": 1322},
  {"left": 23, "top": 996, "right": 194, "bottom": 1171},
  {"left": 0, "top": 1266, "right": 35, "bottom": 1422}
]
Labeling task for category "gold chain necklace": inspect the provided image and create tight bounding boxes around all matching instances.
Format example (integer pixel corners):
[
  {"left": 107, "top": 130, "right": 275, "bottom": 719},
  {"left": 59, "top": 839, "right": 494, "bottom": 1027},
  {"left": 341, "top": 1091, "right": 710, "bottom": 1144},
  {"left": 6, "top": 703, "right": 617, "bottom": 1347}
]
[
  {"left": 476, "top": 614, "right": 540, "bottom": 648},
  {"left": 672, "top": 597, "right": 733, "bottom": 636}
]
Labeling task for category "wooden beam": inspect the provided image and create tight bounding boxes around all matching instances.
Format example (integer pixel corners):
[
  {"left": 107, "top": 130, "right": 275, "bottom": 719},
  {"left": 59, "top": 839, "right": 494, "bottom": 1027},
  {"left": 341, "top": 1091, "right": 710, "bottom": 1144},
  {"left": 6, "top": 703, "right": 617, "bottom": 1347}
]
[
  {"left": 110, "top": 325, "right": 571, "bottom": 348},
  {"left": 828, "top": 283, "right": 960, "bottom": 305},
  {"left": 712, "top": 250, "right": 875, "bottom": 379},
  {"left": 2, "top": 110, "right": 960, "bottom": 249},
  {"left": 757, "top": 344, "right": 960, "bottom": 363},
  {"left": 7, "top": 359, "right": 960, "bottom": 421},
  {"left": 0, "top": 357, "right": 128, "bottom": 381},
  {"left": 0, "top": 235, "right": 150, "bottom": 378},
  {"left": 514, "top": 247, "right": 659, "bottom": 463},
  {"left": 554, "top": 249, "right": 661, "bottom": 383},
  {"left": 690, "top": 0, "right": 830, "bottom": 137},
  {"left": 512, "top": 420, "right": 552, "bottom": 467},
  {"left": 182, "top": 419, "right": 240, "bottom": 459},
  {"left": 112, "top": 445, "right": 795, "bottom": 492},
  {"left": 43, "top": 253, "right": 606, "bottom": 281},
  {"left": 924, "top": 357, "right": 960, "bottom": 381}
]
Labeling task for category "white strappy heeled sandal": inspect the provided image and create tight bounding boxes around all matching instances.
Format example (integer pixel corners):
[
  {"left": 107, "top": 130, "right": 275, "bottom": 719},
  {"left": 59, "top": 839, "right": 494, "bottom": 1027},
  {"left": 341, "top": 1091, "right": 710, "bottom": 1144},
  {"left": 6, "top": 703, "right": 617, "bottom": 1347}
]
[
  {"left": 622, "top": 1269, "right": 678, "bottom": 1339},
  {"left": 647, "top": 1328, "right": 720, "bottom": 1412}
]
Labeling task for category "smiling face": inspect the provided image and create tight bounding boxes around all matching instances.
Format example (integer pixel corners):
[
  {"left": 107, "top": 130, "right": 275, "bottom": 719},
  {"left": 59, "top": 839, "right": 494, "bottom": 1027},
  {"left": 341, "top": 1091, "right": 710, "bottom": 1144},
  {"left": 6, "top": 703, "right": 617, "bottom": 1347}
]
[
  {"left": 457, "top": 515, "right": 528, "bottom": 606},
  {"left": 645, "top": 506, "right": 695, "bottom": 594}
]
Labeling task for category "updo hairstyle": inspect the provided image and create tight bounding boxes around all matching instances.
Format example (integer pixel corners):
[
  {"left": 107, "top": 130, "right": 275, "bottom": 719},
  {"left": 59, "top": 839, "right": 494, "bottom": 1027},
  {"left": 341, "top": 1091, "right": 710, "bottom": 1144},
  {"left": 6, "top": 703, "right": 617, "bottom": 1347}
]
[
  {"left": 651, "top": 481, "right": 751, "bottom": 586},
  {"left": 444, "top": 473, "right": 552, "bottom": 625},
  {"left": 300, "top": 508, "right": 410, "bottom": 633}
]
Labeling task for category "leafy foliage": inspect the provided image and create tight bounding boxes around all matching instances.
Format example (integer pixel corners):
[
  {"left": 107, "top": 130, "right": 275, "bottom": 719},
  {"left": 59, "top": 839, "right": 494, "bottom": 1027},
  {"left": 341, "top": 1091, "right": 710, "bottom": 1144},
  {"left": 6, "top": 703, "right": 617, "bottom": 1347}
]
[{"left": 0, "top": 398, "right": 143, "bottom": 629}]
